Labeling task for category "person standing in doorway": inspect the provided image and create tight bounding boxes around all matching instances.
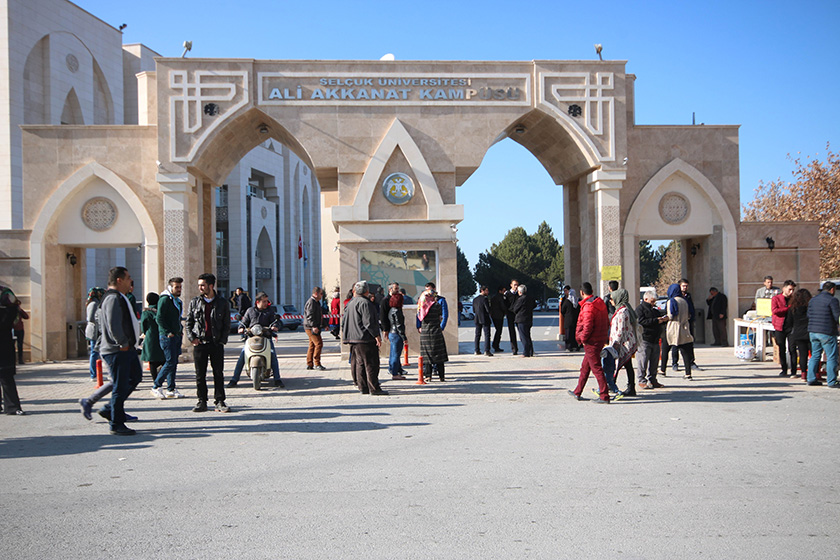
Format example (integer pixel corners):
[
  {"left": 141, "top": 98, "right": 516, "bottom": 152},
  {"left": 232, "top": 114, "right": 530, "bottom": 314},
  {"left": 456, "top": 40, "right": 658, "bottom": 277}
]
[
  {"left": 504, "top": 279, "right": 520, "bottom": 355},
  {"left": 663, "top": 283, "right": 695, "bottom": 380},
  {"left": 669, "top": 278, "right": 697, "bottom": 372},
  {"left": 561, "top": 285, "right": 580, "bottom": 352},
  {"left": 806, "top": 282, "right": 839, "bottom": 387},
  {"left": 771, "top": 280, "right": 797, "bottom": 377},
  {"left": 568, "top": 282, "right": 610, "bottom": 403},
  {"left": 342, "top": 281, "right": 387, "bottom": 395},
  {"left": 84, "top": 287, "right": 105, "bottom": 380},
  {"left": 304, "top": 287, "right": 327, "bottom": 371},
  {"left": 489, "top": 286, "right": 507, "bottom": 353},
  {"left": 12, "top": 299, "right": 28, "bottom": 365},
  {"left": 185, "top": 273, "right": 231, "bottom": 412},
  {"left": 0, "top": 284, "right": 25, "bottom": 415},
  {"left": 706, "top": 287, "right": 728, "bottom": 346},
  {"left": 473, "top": 285, "right": 493, "bottom": 356},
  {"left": 153, "top": 277, "right": 184, "bottom": 399},
  {"left": 512, "top": 284, "right": 537, "bottom": 357},
  {"left": 636, "top": 290, "right": 667, "bottom": 389},
  {"left": 97, "top": 267, "right": 143, "bottom": 434}
]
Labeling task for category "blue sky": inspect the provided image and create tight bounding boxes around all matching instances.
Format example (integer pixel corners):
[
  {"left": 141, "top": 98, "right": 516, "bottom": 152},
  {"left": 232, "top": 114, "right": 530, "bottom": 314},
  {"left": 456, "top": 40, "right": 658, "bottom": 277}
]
[{"left": 78, "top": 0, "right": 840, "bottom": 268}]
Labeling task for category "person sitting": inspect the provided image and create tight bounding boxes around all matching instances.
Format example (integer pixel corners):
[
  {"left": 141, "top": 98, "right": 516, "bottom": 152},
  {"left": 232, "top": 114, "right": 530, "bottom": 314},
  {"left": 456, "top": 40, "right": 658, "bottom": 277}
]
[{"left": 227, "top": 292, "right": 283, "bottom": 388}]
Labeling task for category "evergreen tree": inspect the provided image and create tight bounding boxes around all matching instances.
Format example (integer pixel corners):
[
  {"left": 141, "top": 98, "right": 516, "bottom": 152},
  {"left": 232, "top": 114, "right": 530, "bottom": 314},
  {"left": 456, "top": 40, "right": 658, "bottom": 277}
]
[
  {"left": 639, "top": 240, "right": 663, "bottom": 286},
  {"left": 456, "top": 245, "right": 477, "bottom": 299}
]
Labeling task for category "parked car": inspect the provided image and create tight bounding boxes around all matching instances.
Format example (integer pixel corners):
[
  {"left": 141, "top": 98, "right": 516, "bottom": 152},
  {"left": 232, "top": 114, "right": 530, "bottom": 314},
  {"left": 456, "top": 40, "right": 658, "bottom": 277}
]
[
  {"left": 460, "top": 302, "right": 475, "bottom": 321},
  {"left": 546, "top": 298, "right": 560, "bottom": 311},
  {"left": 654, "top": 297, "right": 668, "bottom": 311},
  {"left": 230, "top": 311, "right": 242, "bottom": 334},
  {"left": 276, "top": 304, "right": 302, "bottom": 331}
]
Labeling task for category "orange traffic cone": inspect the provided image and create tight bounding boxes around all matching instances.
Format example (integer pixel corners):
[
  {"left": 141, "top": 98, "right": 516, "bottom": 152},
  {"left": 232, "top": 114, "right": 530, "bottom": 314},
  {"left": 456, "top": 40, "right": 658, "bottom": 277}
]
[
  {"left": 95, "top": 359, "right": 104, "bottom": 388},
  {"left": 415, "top": 356, "right": 426, "bottom": 385},
  {"left": 403, "top": 344, "right": 409, "bottom": 367}
]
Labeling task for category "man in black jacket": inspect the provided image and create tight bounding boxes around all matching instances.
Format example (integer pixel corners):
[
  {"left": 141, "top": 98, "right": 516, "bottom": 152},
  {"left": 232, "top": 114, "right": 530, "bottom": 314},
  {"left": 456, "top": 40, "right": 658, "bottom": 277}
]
[
  {"left": 504, "top": 279, "right": 520, "bottom": 355},
  {"left": 635, "top": 290, "right": 668, "bottom": 390},
  {"left": 304, "top": 287, "right": 326, "bottom": 371},
  {"left": 489, "top": 286, "right": 507, "bottom": 352},
  {"left": 342, "top": 281, "right": 386, "bottom": 395},
  {"left": 228, "top": 292, "right": 282, "bottom": 388},
  {"left": 807, "top": 281, "right": 839, "bottom": 387},
  {"left": 706, "top": 287, "right": 728, "bottom": 346},
  {"left": 185, "top": 273, "right": 231, "bottom": 412},
  {"left": 472, "top": 286, "right": 493, "bottom": 356}
]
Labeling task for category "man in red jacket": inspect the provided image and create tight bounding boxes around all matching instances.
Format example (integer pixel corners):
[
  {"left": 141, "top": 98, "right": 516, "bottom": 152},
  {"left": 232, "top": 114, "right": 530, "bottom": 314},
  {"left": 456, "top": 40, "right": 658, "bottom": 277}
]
[{"left": 568, "top": 282, "right": 611, "bottom": 403}]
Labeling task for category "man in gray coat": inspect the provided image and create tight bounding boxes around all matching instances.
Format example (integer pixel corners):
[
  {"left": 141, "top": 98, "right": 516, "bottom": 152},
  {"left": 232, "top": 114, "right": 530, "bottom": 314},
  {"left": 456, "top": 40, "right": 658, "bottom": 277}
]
[
  {"left": 341, "top": 281, "right": 387, "bottom": 395},
  {"left": 97, "top": 267, "right": 143, "bottom": 435}
]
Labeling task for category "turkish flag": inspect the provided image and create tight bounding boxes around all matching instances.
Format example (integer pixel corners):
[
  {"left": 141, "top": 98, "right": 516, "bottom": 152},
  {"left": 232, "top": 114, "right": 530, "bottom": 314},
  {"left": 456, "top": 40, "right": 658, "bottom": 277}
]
[{"left": 298, "top": 235, "right": 303, "bottom": 259}]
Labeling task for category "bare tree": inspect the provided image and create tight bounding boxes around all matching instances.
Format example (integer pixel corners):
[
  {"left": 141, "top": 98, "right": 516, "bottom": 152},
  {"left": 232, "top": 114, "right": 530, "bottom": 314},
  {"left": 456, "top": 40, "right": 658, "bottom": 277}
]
[{"left": 743, "top": 144, "right": 839, "bottom": 277}]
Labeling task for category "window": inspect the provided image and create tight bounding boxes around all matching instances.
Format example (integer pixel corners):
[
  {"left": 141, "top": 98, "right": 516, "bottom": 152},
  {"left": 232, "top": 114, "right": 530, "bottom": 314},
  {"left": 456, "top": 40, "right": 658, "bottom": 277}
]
[
  {"left": 216, "top": 185, "right": 228, "bottom": 207},
  {"left": 359, "top": 250, "right": 437, "bottom": 303}
]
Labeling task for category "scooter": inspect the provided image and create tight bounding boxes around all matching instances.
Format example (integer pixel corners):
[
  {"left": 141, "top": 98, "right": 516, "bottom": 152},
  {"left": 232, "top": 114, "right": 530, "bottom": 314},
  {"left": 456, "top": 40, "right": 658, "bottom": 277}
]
[{"left": 242, "top": 324, "right": 276, "bottom": 391}]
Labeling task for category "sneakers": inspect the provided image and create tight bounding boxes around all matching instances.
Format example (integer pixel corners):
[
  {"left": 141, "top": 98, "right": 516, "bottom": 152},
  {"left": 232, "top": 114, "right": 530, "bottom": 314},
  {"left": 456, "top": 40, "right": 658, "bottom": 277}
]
[
  {"left": 638, "top": 382, "right": 654, "bottom": 390},
  {"left": 193, "top": 401, "right": 208, "bottom": 412},
  {"left": 215, "top": 401, "right": 230, "bottom": 413},
  {"left": 79, "top": 398, "right": 93, "bottom": 420},
  {"left": 692, "top": 363, "right": 702, "bottom": 371},
  {"left": 314, "top": 365, "right": 327, "bottom": 371},
  {"left": 150, "top": 387, "right": 167, "bottom": 399},
  {"left": 165, "top": 389, "right": 185, "bottom": 399},
  {"left": 684, "top": 374, "right": 693, "bottom": 380},
  {"left": 226, "top": 380, "right": 238, "bottom": 388}
]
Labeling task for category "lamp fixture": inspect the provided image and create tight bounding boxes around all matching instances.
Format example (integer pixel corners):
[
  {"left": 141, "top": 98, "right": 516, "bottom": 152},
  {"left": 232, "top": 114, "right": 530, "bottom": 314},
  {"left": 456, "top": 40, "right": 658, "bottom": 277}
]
[
  {"left": 594, "top": 44, "right": 603, "bottom": 61},
  {"left": 514, "top": 124, "right": 526, "bottom": 135},
  {"left": 66, "top": 253, "right": 77, "bottom": 267},
  {"left": 690, "top": 243, "right": 701, "bottom": 257},
  {"left": 181, "top": 40, "right": 192, "bottom": 58},
  {"left": 258, "top": 124, "right": 269, "bottom": 134},
  {"left": 765, "top": 237, "right": 775, "bottom": 251}
]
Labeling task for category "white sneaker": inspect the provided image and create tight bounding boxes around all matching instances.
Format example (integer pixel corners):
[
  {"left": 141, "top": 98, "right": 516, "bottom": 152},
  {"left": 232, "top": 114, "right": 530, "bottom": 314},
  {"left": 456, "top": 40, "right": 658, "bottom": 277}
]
[
  {"left": 165, "top": 389, "right": 185, "bottom": 399},
  {"left": 150, "top": 387, "right": 167, "bottom": 399}
]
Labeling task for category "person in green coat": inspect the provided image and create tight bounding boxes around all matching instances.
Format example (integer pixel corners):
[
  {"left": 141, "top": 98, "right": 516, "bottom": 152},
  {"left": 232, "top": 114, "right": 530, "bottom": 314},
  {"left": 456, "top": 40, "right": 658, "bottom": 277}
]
[{"left": 140, "top": 292, "right": 165, "bottom": 381}]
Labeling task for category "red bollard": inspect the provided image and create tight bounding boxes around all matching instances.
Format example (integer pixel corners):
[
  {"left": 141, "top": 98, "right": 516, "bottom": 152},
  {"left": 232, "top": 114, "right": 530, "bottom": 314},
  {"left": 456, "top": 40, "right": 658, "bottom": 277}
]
[
  {"left": 95, "top": 359, "right": 104, "bottom": 388},
  {"left": 403, "top": 343, "right": 409, "bottom": 367},
  {"left": 415, "top": 356, "right": 426, "bottom": 385}
]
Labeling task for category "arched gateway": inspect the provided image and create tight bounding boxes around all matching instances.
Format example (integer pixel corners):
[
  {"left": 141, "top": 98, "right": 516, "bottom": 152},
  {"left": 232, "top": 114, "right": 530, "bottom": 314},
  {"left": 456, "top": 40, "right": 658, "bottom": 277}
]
[{"left": 18, "top": 58, "right": 745, "bottom": 360}]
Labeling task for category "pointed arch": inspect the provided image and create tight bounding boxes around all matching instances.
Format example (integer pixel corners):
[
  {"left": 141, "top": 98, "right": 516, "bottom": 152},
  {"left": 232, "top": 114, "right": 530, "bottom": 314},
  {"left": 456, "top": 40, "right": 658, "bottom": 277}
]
[{"left": 61, "top": 88, "right": 84, "bottom": 125}]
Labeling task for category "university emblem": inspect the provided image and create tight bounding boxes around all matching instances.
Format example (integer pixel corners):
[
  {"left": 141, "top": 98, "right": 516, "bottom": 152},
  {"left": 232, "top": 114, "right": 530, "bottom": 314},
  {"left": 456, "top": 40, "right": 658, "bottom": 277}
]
[{"left": 382, "top": 172, "right": 415, "bottom": 205}]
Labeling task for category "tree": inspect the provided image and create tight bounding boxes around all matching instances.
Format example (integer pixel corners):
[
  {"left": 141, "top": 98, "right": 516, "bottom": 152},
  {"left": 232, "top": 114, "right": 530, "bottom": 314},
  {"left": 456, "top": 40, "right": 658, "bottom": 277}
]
[
  {"left": 473, "top": 223, "right": 564, "bottom": 300},
  {"left": 639, "top": 240, "right": 663, "bottom": 286},
  {"left": 654, "top": 241, "right": 682, "bottom": 296},
  {"left": 743, "top": 144, "right": 840, "bottom": 277},
  {"left": 456, "top": 245, "right": 477, "bottom": 300}
]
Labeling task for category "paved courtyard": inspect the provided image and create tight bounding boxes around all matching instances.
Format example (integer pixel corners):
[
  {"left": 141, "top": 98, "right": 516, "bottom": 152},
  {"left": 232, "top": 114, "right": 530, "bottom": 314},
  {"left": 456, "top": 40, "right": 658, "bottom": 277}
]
[{"left": 1, "top": 315, "right": 838, "bottom": 559}]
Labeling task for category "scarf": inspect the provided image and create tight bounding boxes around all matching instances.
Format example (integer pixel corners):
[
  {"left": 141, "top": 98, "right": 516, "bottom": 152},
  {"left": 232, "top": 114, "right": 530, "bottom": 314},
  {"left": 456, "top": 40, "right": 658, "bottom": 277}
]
[
  {"left": 417, "top": 290, "right": 436, "bottom": 321},
  {"left": 610, "top": 288, "right": 637, "bottom": 329},
  {"left": 568, "top": 289, "right": 579, "bottom": 308}
]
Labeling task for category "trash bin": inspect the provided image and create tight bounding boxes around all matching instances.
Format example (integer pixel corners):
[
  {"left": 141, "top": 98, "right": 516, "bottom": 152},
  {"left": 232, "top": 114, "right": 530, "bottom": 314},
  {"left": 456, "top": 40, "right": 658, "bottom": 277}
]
[{"left": 67, "top": 322, "right": 79, "bottom": 358}]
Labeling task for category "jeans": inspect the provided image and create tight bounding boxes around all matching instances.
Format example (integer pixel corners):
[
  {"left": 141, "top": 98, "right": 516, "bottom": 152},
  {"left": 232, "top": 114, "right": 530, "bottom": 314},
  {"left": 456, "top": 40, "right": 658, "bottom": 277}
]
[
  {"left": 155, "top": 334, "right": 181, "bottom": 390},
  {"left": 88, "top": 340, "right": 100, "bottom": 379},
  {"left": 193, "top": 342, "right": 226, "bottom": 404},
  {"left": 101, "top": 350, "right": 142, "bottom": 429},
  {"left": 808, "top": 333, "right": 838, "bottom": 386},
  {"left": 389, "top": 332, "right": 405, "bottom": 375},
  {"left": 231, "top": 340, "right": 280, "bottom": 383},
  {"left": 601, "top": 352, "right": 620, "bottom": 393}
]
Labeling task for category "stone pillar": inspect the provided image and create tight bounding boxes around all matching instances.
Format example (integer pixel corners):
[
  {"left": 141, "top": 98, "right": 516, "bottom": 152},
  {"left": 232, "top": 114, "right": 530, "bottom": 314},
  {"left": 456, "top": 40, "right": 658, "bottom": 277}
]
[{"left": 587, "top": 169, "right": 625, "bottom": 297}]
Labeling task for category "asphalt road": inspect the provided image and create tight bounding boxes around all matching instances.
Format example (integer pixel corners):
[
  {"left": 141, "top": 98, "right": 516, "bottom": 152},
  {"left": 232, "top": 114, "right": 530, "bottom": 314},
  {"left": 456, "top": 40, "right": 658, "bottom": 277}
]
[{"left": 1, "top": 319, "right": 838, "bottom": 559}]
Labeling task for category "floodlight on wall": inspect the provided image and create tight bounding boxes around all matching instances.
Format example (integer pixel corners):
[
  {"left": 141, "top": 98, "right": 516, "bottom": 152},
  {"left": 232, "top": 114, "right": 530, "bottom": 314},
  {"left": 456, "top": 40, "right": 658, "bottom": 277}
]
[
  {"left": 766, "top": 237, "right": 775, "bottom": 251},
  {"left": 118, "top": 24, "right": 127, "bottom": 31},
  {"left": 514, "top": 124, "right": 526, "bottom": 135},
  {"left": 258, "top": 124, "right": 269, "bottom": 134},
  {"left": 379, "top": 53, "right": 395, "bottom": 61},
  {"left": 690, "top": 243, "right": 700, "bottom": 257},
  {"left": 66, "top": 253, "right": 77, "bottom": 267},
  {"left": 181, "top": 41, "right": 192, "bottom": 58},
  {"left": 594, "top": 44, "right": 603, "bottom": 61}
]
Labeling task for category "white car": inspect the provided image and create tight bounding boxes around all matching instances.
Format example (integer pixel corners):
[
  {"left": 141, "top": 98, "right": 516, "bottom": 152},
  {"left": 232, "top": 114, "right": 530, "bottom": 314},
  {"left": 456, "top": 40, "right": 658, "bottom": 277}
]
[
  {"left": 546, "top": 298, "right": 560, "bottom": 311},
  {"left": 460, "top": 302, "right": 475, "bottom": 321}
]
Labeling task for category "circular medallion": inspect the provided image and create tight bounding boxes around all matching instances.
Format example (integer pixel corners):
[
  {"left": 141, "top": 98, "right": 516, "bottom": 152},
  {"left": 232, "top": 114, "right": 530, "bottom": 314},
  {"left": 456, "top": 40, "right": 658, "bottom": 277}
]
[
  {"left": 382, "top": 172, "right": 415, "bottom": 205},
  {"left": 66, "top": 54, "right": 79, "bottom": 73},
  {"left": 260, "top": 206, "right": 268, "bottom": 219},
  {"left": 82, "top": 197, "right": 118, "bottom": 232},
  {"left": 659, "top": 192, "right": 690, "bottom": 225}
]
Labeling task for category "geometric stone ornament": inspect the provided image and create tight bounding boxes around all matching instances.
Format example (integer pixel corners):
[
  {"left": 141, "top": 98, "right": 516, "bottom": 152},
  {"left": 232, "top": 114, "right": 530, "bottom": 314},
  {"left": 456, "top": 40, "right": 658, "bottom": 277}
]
[
  {"left": 66, "top": 54, "right": 79, "bottom": 73},
  {"left": 659, "top": 192, "right": 691, "bottom": 225},
  {"left": 81, "top": 197, "right": 118, "bottom": 231},
  {"left": 382, "top": 172, "right": 415, "bottom": 205}
]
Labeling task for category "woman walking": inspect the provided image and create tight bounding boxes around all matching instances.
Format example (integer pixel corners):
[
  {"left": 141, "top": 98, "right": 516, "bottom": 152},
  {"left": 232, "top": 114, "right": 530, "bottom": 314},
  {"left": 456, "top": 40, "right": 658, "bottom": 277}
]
[
  {"left": 605, "top": 288, "right": 639, "bottom": 397},
  {"left": 417, "top": 286, "right": 448, "bottom": 382},
  {"left": 663, "top": 283, "right": 694, "bottom": 380},
  {"left": 84, "top": 287, "right": 105, "bottom": 380},
  {"left": 787, "top": 288, "right": 812, "bottom": 381}
]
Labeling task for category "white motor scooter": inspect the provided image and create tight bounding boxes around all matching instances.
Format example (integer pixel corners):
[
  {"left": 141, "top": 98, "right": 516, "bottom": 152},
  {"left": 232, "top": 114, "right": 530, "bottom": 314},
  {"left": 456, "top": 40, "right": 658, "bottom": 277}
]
[{"left": 242, "top": 324, "right": 276, "bottom": 391}]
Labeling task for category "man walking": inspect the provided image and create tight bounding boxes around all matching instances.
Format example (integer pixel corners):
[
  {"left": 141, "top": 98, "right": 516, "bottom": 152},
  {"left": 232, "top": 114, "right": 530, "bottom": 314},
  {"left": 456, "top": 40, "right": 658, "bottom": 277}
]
[
  {"left": 304, "top": 287, "right": 327, "bottom": 371},
  {"left": 489, "top": 286, "right": 507, "bottom": 352},
  {"left": 97, "top": 267, "right": 143, "bottom": 434},
  {"left": 806, "top": 281, "right": 839, "bottom": 387},
  {"left": 342, "top": 281, "right": 387, "bottom": 395},
  {"left": 185, "top": 273, "right": 231, "bottom": 412},
  {"left": 568, "top": 282, "right": 610, "bottom": 403},
  {"left": 473, "top": 286, "right": 493, "bottom": 356},
  {"left": 706, "top": 287, "right": 728, "bottom": 346},
  {"left": 152, "top": 277, "right": 184, "bottom": 399},
  {"left": 636, "top": 290, "right": 667, "bottom": 389},
  {"left": 504, "top": 279, "right": 520, "bottom": 355},
  {"left": 233, "top": 287, "right": 251, "bottom": 317}
]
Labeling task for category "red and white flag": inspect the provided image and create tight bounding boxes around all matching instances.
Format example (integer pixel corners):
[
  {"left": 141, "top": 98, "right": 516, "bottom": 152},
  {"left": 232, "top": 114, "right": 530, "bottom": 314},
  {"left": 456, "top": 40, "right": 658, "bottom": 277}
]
[{"left": 297, "top": 235, "right": 303, "bottom": 259}]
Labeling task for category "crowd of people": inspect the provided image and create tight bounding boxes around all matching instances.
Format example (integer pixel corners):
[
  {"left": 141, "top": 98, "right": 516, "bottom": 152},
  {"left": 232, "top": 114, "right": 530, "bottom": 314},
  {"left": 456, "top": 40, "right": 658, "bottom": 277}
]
[{"left": 2, "top": 267, "right": 838, "bottom": 426}]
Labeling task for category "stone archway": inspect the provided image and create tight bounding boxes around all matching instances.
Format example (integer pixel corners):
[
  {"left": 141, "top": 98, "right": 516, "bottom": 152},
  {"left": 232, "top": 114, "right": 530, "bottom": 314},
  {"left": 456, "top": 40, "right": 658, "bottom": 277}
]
[
  {"left": 29, "top": 162, "right": 160, "bottom": 360},
  {"left": 622, "top": 158, "right": 739, "bottom": 341}
]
